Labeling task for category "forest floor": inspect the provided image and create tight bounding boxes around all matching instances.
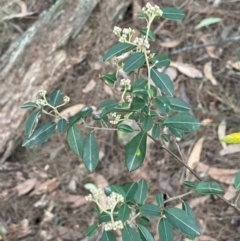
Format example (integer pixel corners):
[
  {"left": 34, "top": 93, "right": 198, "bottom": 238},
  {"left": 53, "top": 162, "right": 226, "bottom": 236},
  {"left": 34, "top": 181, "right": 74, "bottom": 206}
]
[{"left": 0, "top": 0, "right": 240, "bottom": 240}]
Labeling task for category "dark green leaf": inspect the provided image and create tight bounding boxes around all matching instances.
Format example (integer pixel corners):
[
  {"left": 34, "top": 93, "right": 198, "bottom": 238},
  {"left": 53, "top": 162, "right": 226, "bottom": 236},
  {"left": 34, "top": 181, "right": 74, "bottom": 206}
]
[
  {"left": 98, "top": 100, "right": 119, "bottom": 110},
  {"left": 85, "top": 224, "right": 98, "bottom": 237},
  {"left": 57, "top": 119, "right": 67, "bottom": 133},
  {"left": 138, "top": 216, "right": 150, "bottom": 225},
  {"left": 164, "top": 207, "right": 200, "bottom": 237},
  {"left": 182, "top": 202, "right": 195, "bottom": 219},
  {"left": 169, "top": 127, "right": 183, "bottom": 138},
  {"left": 163, "top": 113, "right": 201, "bottom": 132},
  {"left": 140, "top": 28, "right": 156, "bottom": 41},
  {"left": 135, "top": 179, "right": 148, "bottom": 205},
  {"left": 49, "top": 90, "right": 63, "bottom": 107},
  {"left": 83, "top": 133, "right": 99, "bottom": 172},
  {"left": 162, "top": 134, "right": 170, "bottom": 142},
  {"left": 21, "top": 102, "right": 38, "bottom": 109},
  {"left": 158, "top": 218, "right": 173, "bottom": 241},
  {"left": 151, "top": 68, "right": 174, "bottom": 96},
  {"left": 67, "top": 125, "right": 84, "bottom": 156},
  {"left": 104, "top": 186, "right": 112, "bottom": 196},
  {"left": 142, "top": 116, "right": 153, "bottom": 132},
  {"left": 132, "top": 79, "right": 148, "bottom": 90},
  {"left": 140, "top": 204, "right": 161, "bottom": 217},
  {"left": 151, "top": 124, "right": 161, "bottom": 139},
  {"left": 102, "top": 73, "right": 117, "bottom": 84},
  {"left": 99, "top": 211, "right": 118, "bottom": 223},
  {"left": 162, "top": 7, "right": 185, "bottom": 20},
  {"left": 183, "top": 181, "right": 196, "bottom": 189},
  {"left": 168, "top": 97, "right": 190, "bottom": 112},
  {"left": 22, "top": 122, "right": 56, "bottom": 147},
  {"left": 125, "top": 131, "right": 147, "bottom": 171},
  {"left": 194, "top": 181, "right": 223, "bottom": 195},
  {"left": 101, "top": 230, "right": 117, "bottom": 241},
  {"left": 122, "top": 226, "right": 141, "bottom": 241},
  {"left": 131, "top": 97, "right": 146, "bottom": 111},
  {"left": 79, "top": 107, "right": 93, "bottom": 118},
  {"left": 118, "top": 204, "right": 130, "bottom": 222},
  {"left": 137, "top": 224, "right": 154, "bottom": 241},
  {"left": 156, "top": 193, "right": 164, "bottom": 206},
  {"left": 25, "top": 110, "right": 41, "bottom": 137},
  {"left": 155, "top": 96, "right": 171, "bottom": 114},
  {"left": 69, "top": 112, "right": 82, "bottom": 126},
  {"left": 234, "top": 171, "right": 240, "bottom": 190},
  {"left": 110, "top": 185, "right": 126, "bottom": 199},
  {"left": 150, "top": 55, "right": 170, "bottom": 68},
  {"left": 118, "top": 123, "right": 134, "bottom": 133},
  {"left": 123, "top": 182, "right": 138, "bottom": 201},
  {"left": 123, "top": 52, "right": 145, "bottom": 73},
  {"left": 103, "top": 42, "right": 135, "bottom": 61}
]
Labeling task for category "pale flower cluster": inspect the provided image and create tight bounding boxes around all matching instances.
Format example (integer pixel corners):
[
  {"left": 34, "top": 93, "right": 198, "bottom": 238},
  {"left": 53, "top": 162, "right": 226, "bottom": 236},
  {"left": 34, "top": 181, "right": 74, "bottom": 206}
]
[
  {"left": 142, "top": 2, "right": 163, "bottom": 17},
  {"left": 126, "top": 95, "right": 132, "bottom": 103},
  {"left": 106, "top": 192, "right": 124, "bottom": 209},
  {"left": 113, "top": 26, "right": 135, "bottom": 42},
  {"left": 63, "top": 96, "right": 70, "bottom": 103},
  {"left": 38, "top": 90, "right": 47, "bottom": 96},
  {"left": 120, "top": 78, "right": 131, "bottom": 90},
  {"left": 133, "top": 37, "right": 150, "bottom": 52},
  {"left": 104, "top": 220, "right": 124, "bottom": 231},
  {"left": 110, "top": 112, "right": 121, "bottom": 125},
  {"left": 85, "top": 188, "right": 103, "bottom": 202},
  {"left": 36, "top": 99, "right": 47, "bottom": 106}
]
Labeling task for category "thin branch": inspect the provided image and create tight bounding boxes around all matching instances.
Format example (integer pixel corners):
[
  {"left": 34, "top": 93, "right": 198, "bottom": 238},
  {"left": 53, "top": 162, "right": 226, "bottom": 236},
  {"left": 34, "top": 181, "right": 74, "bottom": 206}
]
[
  {"left": 169, "top": 35, "right": 240, "bottom": 56},
  {"left": 147, "top": 134, "right": 240, "bottom": 213}
]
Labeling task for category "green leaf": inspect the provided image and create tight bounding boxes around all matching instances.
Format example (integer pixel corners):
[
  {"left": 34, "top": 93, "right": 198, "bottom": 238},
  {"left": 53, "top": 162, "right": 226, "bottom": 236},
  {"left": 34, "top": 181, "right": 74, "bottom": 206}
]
[
  {"left": 162, "top": 134, "right": 170, "bottom": 142},
  {"left": 110, "top": 185, "right": 126, "bottom": 199},
  {"left": 118, "top": 204, "right": 130, "bottom": 222},
  {"left": 25, "top": 110, "right": 41, "bottom": 138},
  {"left": 164, "top": 207, "right": 200, "bottom": 237},
  {"left": 98, "top": 100, "right": 119, "bottom": 110},
  {"left": 138, "top": 216, "right": 150, "bottom": 225},
  {"left": 155, "top": 96, "right": 171, "bottom": 114},
  {"left": 99, "top": 212, "right": 112, "bottom": 223},
  {"left": 142, "top": 116, "right": 153, "bottom": 132},
  {"left": 22, "top": 122, "right": 56, "bottom": 147},
  {"left": 49, "top": 90, "right": 63, "bottom": 107},
  {"left": 150, "top": 55, "right": 170, "bottom": 68},
  {"left": 123, "top": 182, "right": 138, "bottom": 201},
  {"left": 151, "top": 68, "right": 174, "bottom": 96},
  {"left": 152, "top": 124, "right": 161, "bottom": 139},
  {"left": 102, "top": 73, "right": 117, "bottom": 84},
  {"left": 103, "top": 42, "right": 135, "bottom": 61},
  {"left": 122, "top": 226, "right": 141, "bottom": 241},
  {"left": 85, "top": 224, "right": 98, "bottom": 237},
  {"left": 195, "top": 17, "right": 222, "bottom": 30},
  {"left": 183, "top": 181, "right": 196, "bottom": 189},
  {"left": 135, "top": 179, "right": 148, "bottom": 205},
  {"left": 57, "top": 119, "right": 67, "bottom": 133},
  {"left": 168, "top": 97, "right": 190, "bottom": 112},
  {"left": 118, "top": 123, "right": 134, "bottom": 133},
  {"left": 101, "top": 230, "right": 117, "bottom": 241},
  {"left": 125, "top": 131, "right": 147, "bottom": 171},
  {"left": 168, "top": 127, "right": 183, "bottom": 138},
  {"left": 194, "top": 181, "right": 223, "bottom": 195},
  {"left": 140, "top": 204, "right": 161, "bottom": 217},
  {"left": 69, "top": 107, "right": 93, "bottom": 125},
  {"left": 182, "top": 202, "right": 195, "bottom": 219},
  {"left": 21, "top": 102, "right": 38, "bottom": 108},
  {"left": 163, "top": 113, "right": 201, "bottom": 132},
  {"left": 140, "top": 28, "right": 156, "bottom": 41},
  {"left": 123, "top": 52, "right": 145, "bottom": 73},
  {"left": 156, "top": 193, "right": 164, "bottom": 206},
  {"left": 137, "top": 224, "right": 155, "bottom": 241},
  {"left": 158, "top": 218, "right": 173, "bottom": 241},
  {"left": 162, "top": 7, "right": 185, "bottom": 20},
  {"left": 132, "top": 79, "right": 148, "bottom": 90},
  {"left": 138, "top": 12, "right": 147, "bottom": 19},
  {"left": 131, "top": 97, "right": 146, "bottom": 111},
  {"left": 67, "top": 125, "right": 84, "bottom": 156},
  {"left": 83, "top": 133, "right": 99, "bottom": 172},
  {"left": 234, "top": 171, "right": 240, "bottom": 190}
]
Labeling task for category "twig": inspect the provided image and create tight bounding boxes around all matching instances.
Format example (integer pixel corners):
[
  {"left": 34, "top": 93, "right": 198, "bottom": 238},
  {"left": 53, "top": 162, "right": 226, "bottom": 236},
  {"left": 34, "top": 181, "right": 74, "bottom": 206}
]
[
  {"left": 147, "top": 134, "right": 240, "bottom": 213},
  {"left": 169, "top": 35, "right": 240, "bottom": 56}
]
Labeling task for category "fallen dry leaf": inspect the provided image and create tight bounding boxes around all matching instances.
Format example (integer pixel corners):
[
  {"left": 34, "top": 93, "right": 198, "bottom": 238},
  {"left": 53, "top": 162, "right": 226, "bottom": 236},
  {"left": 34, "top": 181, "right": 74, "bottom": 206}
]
[
  {"left": 160, "top": 39, "right": 181, "bottom": 48},
  {"left": 201, "top": 118, "right": 213, "bottom": 126},
  {"left": 227, "top": 61, "right": 240, "bottom": 71},
  {"left": 195, "top": 235, "right": 218, "bottom": 241},
  {"left": 204, "top": 62, "right": 218, "bottom": 85},
  {"left": 33, "top": 178, "right": 60, "bottom": 195},
  {"left": 64, "top": 194, "right": 87, "bottom": 208},
  {"left": 15, "top": 179, "right": 36, "bottom": 196},
  {"left": 187, "top": 137, "right": 205, "bottom": 179},
  {"left": 170, "top": 62, "right": 203, "bottom": 79},
  {"left": 7, "top": 219, "right": 31, "bottom": 240},
  {"left": 82, "top": 79, "right": 96, "bottom": 93},
  {"left": 164, "top": 67, "right": 177, "bottom": 81},
  {"left": 59, "top": 104, "right": 85, "bottom": 119},
  {"left": 219, "top": 144, "right": 240, "bottom": 156},
  {"left": 218, "top": 120, "right": 227, "bottom": 149},
  {"left": 196, "top": 162, "right": 239, "bottom": 184},
  {"left": 200, "top": 35, "right": 219, "bottom": 59},
  {"left": 104, "top": 85, "right": 113, "bottom": 96},
  {"left": 175, "top": 196, "right": 208, "bottom": 209},
  {"left": 223, "top": 185, "right": 237, "bottom": 200}
]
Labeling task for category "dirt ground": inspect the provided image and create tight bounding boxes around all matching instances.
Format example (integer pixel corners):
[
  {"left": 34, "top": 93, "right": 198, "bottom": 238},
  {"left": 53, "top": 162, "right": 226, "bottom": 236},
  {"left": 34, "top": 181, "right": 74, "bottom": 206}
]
[{"left": 1, "top": 0, "right": 240, "bottom": 240}]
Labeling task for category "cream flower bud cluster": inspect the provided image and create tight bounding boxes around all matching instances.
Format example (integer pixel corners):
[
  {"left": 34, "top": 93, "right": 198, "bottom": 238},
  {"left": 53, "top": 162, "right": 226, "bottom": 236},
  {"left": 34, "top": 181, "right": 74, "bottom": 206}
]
[
  {"left": 126, "top": 95, "right": 132, "bottom": 103},
  {"left": 36, "top": 99, "right": 47, "bottom": 106},
  {"left": 38, "top": 90, "right": 47, "bottom": 96},
  {"left": 85, "top": 188, "right": 103, "bottom": 202},
  {"left": 63, "top": 96, "right": 70, "bottom": 103},
  {"left": 110, "top": 112, "right": 121, "bottom": 125},
  {"left": 104, "top": 220, "right": 124, "bottom": 231},
  {"left": 133, "top": 37, "right": 150, "bottom": 52},
  {"left": 113, "top": 26, "right": 135, "bottom": 42},
  {"left": 142, "top": 2, "right": 163, "bottom": 17},
  {"left": 106, "top": 192, "right": 124, "bottom": 209},
  {"left": 120, "top": 78, "right": 131, "bottom": 90}
]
